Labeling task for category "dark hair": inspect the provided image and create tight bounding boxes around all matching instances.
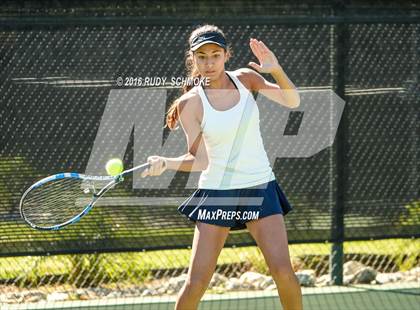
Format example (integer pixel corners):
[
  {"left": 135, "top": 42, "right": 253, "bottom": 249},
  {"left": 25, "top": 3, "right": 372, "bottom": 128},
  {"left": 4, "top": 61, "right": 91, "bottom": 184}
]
[{"left": 165, "top": 24, "right": 232, "bottom": 130}]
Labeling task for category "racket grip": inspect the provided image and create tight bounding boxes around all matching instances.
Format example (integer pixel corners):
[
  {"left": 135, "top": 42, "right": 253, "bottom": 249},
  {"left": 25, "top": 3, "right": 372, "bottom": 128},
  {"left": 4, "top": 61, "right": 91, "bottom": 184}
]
[{"left": 121, "top": 162, "right": 152, "bottom": 176}]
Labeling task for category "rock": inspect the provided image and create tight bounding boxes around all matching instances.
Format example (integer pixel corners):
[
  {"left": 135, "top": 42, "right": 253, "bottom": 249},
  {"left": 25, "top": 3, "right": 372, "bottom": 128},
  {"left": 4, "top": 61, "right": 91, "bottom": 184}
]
[
  {"left": 405, "top": 267, "right": 420, "bottom": 278},
  {"left": 82, "top": 288, "right": 99, "bottom": 300},
  {"left": 343, "top": 261, "right": 378, "bottom": 284},
  {"left": 404, "top": 275, "right": 417, "bottom": 282},
  {"left": 376, "top": 272, "right": 403, "bottom": 284},
  {"left": 23, "top": 291, "right": 46, "bottom": 303},
  {"left": 93, "top": 287, "right": 111, "bottom": 297},
  {"left": 259, "top": 277, "right": 274, "bottom": 289},
  {"left": 225, "top": 277, "right": 242, "bottom": 290},
  {"left": 47, "top": 292, "right": 69, "bottom": 302},
  {"left": 121, "top": 287, "right": 143, "bottom": 298},
  {"left": 76, "top": 289, "right": 89, "bottom": 300},
  {"left": 141, "top": 289, "right": 152, "bottom": 296},
  {"left": 0, "top": 294, "right": 7, "bottom": 304},
  {"left": 141, "top": 288, "right": 159, "bottom": 296},
  {"left": 239, "top": 271, "right": 271, "bottom": 289},
  {"left": 209, "top": 273, "right": 228, "bottom": 288},
  {"left": 165, "top": 273, "right": 187, "bottom": 292},
  {"left": 157, "top": 286, "right": 167, "bottom": 294},
  {"left": 264, "top": 284, "right": 277, "bottom": 291},
  {"left": 343, "top": 274, "right": 355, "bottom": 285},
  {"left": 151, "top": 289, "right": 160, "bottom": 296},
  {"left": 316, "top": 274, "right": 331, "bottom": 287},
  {"left": 75, "top": 288, "right": 86, "bottom": 295},
  {"left": 353, "top": 267, "right": 377, "bottom": 284},
  {"left": 241, "top": 282, "right": 256, "bottom": 290},
  {"left": 105, "top": 291, "right": 123, "bottom": 299},
  {"left": 296, "top": 270, "right": 316, "bottom": 287},
  {"left": 343, "top": 261, "right": 365, "bottom": 276}
]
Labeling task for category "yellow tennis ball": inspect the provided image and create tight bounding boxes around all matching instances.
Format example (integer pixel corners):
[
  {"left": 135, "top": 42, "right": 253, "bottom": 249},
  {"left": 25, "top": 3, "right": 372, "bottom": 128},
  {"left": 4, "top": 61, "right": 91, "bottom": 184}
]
[{"left": 105, "top": 158, "right": 124, "bottom": 176}]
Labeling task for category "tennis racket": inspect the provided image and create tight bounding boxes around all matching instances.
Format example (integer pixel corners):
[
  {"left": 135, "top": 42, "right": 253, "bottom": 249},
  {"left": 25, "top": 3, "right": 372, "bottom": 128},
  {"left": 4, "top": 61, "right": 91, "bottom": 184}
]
[{"left": 19, "top": 162, "right": 150, "bottom": 231}]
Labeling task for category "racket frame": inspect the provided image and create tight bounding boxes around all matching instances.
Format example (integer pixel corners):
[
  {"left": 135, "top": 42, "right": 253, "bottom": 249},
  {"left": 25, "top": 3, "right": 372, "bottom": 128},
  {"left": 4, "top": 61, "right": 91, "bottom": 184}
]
[{"left": 19, "top": 163, "right": 150, "bottom": 231}]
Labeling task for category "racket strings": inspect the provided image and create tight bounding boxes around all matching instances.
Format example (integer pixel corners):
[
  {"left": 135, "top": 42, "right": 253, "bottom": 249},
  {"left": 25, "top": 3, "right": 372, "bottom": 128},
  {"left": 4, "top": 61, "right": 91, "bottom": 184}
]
[
  {"left": 26, "top": 179, "right": 88, "bottom": 207},
  {"left": 21, "top": 178, "right": 104, "bottom": 228}
]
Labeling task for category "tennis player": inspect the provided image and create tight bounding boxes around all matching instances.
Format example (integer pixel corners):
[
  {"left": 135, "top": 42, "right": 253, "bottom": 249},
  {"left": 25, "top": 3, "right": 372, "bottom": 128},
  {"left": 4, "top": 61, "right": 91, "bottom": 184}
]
[{"left": 141, "top": 24, "right": 303, "bottom": 310}]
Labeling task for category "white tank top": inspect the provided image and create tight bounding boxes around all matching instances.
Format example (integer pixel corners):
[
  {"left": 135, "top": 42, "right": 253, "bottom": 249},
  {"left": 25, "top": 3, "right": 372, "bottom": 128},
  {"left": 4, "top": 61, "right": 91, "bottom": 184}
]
[{"left": 197, "top": 70, "right": 275, "bottom": 189}]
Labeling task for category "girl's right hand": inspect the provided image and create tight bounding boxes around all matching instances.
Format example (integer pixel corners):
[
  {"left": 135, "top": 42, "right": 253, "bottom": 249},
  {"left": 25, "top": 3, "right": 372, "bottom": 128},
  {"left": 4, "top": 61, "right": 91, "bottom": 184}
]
[{"left": 141, "top": 156, "right": 167, "bottom": 178}]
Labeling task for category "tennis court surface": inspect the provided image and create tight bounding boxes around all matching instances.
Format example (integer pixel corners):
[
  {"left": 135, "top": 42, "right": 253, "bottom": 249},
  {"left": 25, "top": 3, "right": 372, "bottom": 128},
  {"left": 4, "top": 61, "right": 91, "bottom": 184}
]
[{"left": 3, "top": 284, "right": 419, "bottom": 310}]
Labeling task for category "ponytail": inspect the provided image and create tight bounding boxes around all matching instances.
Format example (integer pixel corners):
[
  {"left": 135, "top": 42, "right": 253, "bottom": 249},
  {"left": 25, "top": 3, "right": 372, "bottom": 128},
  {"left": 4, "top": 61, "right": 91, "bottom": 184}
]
[{"left": 165, "top": 50, "right": 201, "bottom": 130}]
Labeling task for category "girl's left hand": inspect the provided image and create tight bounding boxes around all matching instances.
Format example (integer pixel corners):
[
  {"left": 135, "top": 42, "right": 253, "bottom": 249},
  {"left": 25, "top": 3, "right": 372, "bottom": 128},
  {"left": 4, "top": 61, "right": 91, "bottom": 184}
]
[{"left": 248, "top": 38, "right": 282, "bottom": 74}]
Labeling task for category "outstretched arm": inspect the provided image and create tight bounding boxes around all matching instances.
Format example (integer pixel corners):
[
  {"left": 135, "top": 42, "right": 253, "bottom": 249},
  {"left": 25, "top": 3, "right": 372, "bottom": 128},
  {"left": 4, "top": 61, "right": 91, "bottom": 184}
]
[{"left": 247, "top": 38, "right": 300, "bottom": 109}]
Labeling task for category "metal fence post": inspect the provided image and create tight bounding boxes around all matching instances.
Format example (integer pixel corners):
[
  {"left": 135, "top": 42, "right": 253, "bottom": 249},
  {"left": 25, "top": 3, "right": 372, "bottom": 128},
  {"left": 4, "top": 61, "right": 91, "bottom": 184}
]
[{"left": 330, "top": 1, "right": 349, "bottom": 286}]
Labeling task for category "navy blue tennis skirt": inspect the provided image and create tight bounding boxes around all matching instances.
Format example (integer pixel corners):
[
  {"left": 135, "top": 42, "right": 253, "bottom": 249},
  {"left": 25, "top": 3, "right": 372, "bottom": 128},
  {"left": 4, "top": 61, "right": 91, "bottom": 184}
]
[{"left": 178, "top": 179, "right": 293, "bottom": 230}]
